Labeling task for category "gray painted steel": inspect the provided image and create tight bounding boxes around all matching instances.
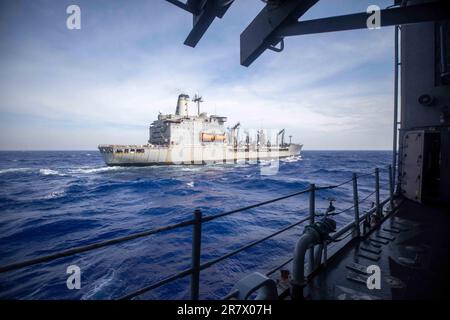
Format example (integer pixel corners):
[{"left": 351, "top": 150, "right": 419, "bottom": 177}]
[{"left": 99, "top": 94, "right": 302, "bottom": 166}]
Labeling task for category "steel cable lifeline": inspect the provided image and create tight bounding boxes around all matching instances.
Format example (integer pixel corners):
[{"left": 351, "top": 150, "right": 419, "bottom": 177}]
[
  {"left": 119, "top": 216, "right": 310, "bottom": 300},
  {"left": 315, "top": 189, "right": 378, "bottom": 217}
]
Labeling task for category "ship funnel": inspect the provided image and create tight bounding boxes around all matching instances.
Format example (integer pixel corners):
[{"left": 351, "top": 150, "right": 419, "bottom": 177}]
[{"left": 176, "top": 94, "right": 190, "bottom": 116}]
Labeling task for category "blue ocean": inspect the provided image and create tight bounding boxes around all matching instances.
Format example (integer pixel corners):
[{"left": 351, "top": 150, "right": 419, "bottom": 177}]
[{"left": 0, "top": 150, "right": 391, "bottom": 299}]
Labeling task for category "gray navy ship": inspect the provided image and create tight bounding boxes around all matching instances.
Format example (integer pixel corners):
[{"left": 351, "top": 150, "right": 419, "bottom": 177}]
[{"left": 98, "top": 94, "right": 302, "bottom": 166}]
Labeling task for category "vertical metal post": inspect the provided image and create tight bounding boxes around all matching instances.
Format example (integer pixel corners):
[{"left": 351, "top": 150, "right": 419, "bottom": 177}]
[
  {"left": 388, "top": 165, "right": 394, "bottom": 212},
  {"left": 191, "top": 209, "right": 202, "bottom": 300},
  {"left": 308, "top": 184, "right": 315, "bottom": 272},
  {"left": 375, "top": 168, "right": 381, "bottom": 218},
  {"left": 352, "top": 173, "right": 360, "bottom": 237},
  {"left": 393, "top": 24, "right": 399, "bottom": 192}
]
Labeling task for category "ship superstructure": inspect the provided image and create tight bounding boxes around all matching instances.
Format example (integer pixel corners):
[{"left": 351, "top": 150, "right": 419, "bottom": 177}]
[{"left": 98, "top": 94, "right": 302, "bottom": 166}]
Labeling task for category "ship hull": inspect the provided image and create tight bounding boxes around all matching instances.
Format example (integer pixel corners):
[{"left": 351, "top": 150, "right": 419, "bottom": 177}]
[{"left": 98, "top": 144, "right": 302, "bottom": 166}]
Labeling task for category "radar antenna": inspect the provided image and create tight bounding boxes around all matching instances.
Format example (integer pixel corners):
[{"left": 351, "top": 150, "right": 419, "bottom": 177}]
[{"left": 193, "top": 94, "right": 203, "bottom": 116}]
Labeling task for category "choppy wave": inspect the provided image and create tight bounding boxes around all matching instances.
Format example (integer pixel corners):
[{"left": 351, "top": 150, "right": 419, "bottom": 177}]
[
  {"left": 0, "top": 150, "right": 391, "bottom": 300},
  {"left": 68, "top": 166, "right": 123, "bottom": 174},
  {"left": 39, "top": 168, "right": 65, "bottom": 176},
  {"left": 0, "top": 168, "right": 32, "bottom": 175},
  {"left": 43, "top": 190, "right": 66, "bottom": 199},
  {"left": 81, "top": 269, "right": 116, "bottom": 300},
  {"left": 281, "top": 155, "right": 302, "bottom": 163}
]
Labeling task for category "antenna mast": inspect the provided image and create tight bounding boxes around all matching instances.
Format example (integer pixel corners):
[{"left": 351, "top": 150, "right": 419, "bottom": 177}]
[{"left": 193, "top": 94, "right": 203, "bottom": 116}]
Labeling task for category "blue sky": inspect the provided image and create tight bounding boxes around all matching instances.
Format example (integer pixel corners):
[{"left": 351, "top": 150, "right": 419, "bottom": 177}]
[{"left": 0, "top": 0, "right": 395, "bottom": 150}]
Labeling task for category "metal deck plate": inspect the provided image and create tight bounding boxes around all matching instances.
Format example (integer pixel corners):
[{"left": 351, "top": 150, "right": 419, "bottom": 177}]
[
  {"left": 369, "top": 238, "right": 389, "bottom": 245},
  {"left": 382, "top": 227, "right": 401, "bottom": 233},
  {"left": 360, "top": 246, "right": 382, "bottom": 255},
  {"left": 346, "top": 271, "right": 369, "bottom": 285},
  {"left": 305, "top": 200, "right": 450, "bottom": 300},
  {"left": 367, "top": 241, "right": 382, "bottom": 248},
  {"left": 345, "top": 262, "right": 370, "bottom": 274},
  {"left": 357, "top": 251, "right": 380, "bottom": 261},
  {"left": 375, "top": 233, "right": 395, "bottom": 241}
]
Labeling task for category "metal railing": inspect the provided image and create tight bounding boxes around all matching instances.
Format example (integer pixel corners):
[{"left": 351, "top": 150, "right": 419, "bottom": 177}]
[{"left": 0, "top": 165, "right": 395, "bottom": 300}]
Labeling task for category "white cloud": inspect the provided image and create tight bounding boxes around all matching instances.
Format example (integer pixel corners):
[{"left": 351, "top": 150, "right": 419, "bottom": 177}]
[{"left": 0, "top": 1, "right": 395, "bottom": 150}]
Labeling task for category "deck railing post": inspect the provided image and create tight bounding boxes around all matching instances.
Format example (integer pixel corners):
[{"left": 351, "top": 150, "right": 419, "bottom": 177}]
[
  {"left": 308, "top": 184, "right": 315, "bottom": 271},
  {"left": 388, "top": 165, "right": 394, "bottom": 212},
  {"left": 375, "top": 168, "right": 381, "bottom": 218},
  {"left": 191, "top": 209, "right": 202, "bottom": 300},
  {"left": 352, "top": 173, "right": 360, "bottom": 237}
]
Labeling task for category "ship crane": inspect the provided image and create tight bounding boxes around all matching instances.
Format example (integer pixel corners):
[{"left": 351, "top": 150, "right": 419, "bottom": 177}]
[
  {"left": 231, "top": 122, "right": 241, "bottom": 149},
  {"left": 277, "top": 129, "right": 285, "bottom": 147},
  {"left": 244, "top": 130, "right": 250, "bottom": 150},
  {"left": 256, "top": 129, "right": 264, "bottom": 148}
]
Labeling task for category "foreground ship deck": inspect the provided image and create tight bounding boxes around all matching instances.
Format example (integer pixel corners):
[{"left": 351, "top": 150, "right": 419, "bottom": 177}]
[{"left": 271, "top": 199, "right": 450, "bottom": 300}]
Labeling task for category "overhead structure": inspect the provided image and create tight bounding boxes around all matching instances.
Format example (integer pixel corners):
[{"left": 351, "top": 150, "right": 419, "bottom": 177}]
[
  {"left": 166, "top": 0, "right": 450, "bottom": 67},
  {"left": 166, "top": 0, "right": 235, "bottom": 47},
  {"left": 240, "top": 0, "right": 318, "bottom": 67}
]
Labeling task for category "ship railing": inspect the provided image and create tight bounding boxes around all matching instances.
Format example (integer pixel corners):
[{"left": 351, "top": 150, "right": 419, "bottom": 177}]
[{"left": 0, "top": 165, "right": 396, "bottom": 300}]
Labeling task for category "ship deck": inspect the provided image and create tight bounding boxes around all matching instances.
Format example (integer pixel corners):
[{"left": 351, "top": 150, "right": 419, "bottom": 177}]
[{"left": 301, "top": 198, "right": 450, "bottom": 300}]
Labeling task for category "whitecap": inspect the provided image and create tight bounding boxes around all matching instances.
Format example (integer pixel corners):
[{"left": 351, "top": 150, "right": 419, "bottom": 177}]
[
  {"left": 186, "top": 181, "right": 195, "bottom": 187},
  {"left": 281, "top": 155, "right": 303, "bottom": 163},
  {"left": 44, "top": 190, "right": 66, "bottom": 199},
  {"left": 180, "top": 167, "right": 201, "bottom": 172},
  {"left": 0, "top": 168, "right": 32, "bottom": 175},
  {"left": 39, "top": 168, "right": 64, "bottom": 176},
  {"left": 69, "top": 166, "right": 122, "bottom": 174}
]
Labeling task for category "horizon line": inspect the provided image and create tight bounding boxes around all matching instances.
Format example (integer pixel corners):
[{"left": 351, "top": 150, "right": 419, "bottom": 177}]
[{"left": 0, "top": 149, "right": 392, "bottom": 152}]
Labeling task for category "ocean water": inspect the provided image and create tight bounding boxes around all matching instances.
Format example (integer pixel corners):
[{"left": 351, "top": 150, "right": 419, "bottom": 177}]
[{"left": 0, "top": 150, "right": 391, "bottom": 299}]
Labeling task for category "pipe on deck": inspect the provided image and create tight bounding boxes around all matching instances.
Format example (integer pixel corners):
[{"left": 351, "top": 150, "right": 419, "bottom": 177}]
[{"left": 291, "top": 218, "right": 336, "bottom": 299}]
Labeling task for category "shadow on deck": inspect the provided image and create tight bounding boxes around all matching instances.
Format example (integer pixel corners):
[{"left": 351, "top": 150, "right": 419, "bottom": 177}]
[{"left": 305, "top": 198, "right": 450, "bottom": 300}]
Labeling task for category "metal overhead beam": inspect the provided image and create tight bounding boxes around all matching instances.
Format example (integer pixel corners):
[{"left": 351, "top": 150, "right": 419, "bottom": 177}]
[
  {"left": 166, "top": 0, "right": 235, "bottom": 48},
  {"left": 277, "top": 1, "right": 450, "bottom": 37},
  {"left": 185, "top": 0, "right": 221, "bottom": 47},
  {"left": 166, "top": 0, "right": 195, "bottom": 14},
  {"left": 168, "top": 0, "right": 450, "bottom": 67},
  {"left": 240, "top": 0, "right": 319, "bottom": 67}
]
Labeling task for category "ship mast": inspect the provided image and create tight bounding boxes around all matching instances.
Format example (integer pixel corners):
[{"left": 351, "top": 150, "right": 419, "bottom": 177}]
[{"left": 193, "top": 94, "right": 203, "bottom": 116}]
